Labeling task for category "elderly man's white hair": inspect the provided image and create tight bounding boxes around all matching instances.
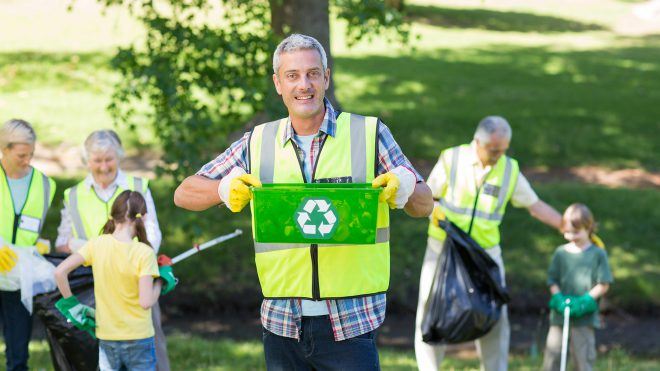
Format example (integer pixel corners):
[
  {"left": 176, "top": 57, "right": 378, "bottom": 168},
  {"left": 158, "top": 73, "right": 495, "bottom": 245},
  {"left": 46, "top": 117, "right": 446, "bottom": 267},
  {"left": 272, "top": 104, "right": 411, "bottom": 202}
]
[
  {"left": 273, "top": 34, "right": 328, "bottom": 74},
  {"left": 83, "top": 129, "right": 124, "bottom": 162},
  {"left": 0, "top": 119, "right": 36, "bottom": 149},
  {"left": 474, "top": 116, "right": 512, "bottom": 144}
]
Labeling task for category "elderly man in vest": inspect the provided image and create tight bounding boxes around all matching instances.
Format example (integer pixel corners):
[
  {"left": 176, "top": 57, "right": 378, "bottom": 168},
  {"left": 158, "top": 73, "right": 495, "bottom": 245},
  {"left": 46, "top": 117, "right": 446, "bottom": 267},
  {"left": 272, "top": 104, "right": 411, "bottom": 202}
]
[
  {"left": 175, "top": 33, "right": 433, "bottom": 370},
  {"left": 55, "top": 130, "right": 170, "bottom": 371},
  {"left": 415, "top": 116, "right": 563, "bottom": 371}
]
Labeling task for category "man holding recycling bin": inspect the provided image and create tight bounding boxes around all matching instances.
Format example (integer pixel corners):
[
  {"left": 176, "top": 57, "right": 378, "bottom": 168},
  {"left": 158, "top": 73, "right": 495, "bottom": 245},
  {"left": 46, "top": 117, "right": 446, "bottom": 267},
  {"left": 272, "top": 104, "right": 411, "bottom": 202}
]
[{"left": 174, "top": 33, "right": 433, "bottom": 370}]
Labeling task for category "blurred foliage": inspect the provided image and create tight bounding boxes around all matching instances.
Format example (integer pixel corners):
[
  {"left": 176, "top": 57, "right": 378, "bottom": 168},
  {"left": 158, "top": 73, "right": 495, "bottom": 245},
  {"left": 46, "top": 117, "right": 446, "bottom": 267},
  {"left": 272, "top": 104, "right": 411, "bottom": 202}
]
[{"left": 101, "top": 0, "right": 410, "bottom": 180}]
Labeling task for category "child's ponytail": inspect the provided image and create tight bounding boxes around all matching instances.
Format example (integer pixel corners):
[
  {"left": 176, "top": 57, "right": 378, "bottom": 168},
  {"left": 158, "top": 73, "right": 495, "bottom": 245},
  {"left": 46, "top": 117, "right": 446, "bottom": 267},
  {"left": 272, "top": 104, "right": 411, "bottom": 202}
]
[{"left": 106, "top": 190, "right": 152, "bottom": 248}]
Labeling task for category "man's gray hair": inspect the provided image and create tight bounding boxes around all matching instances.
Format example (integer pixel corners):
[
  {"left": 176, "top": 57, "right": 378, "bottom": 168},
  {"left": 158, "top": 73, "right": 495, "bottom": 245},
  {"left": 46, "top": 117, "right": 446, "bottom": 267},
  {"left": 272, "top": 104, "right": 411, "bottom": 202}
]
[
  {"left": 83, "top": 129, "right": 124, "bottom": 162},
  {"left": 273, "top": 34, "right": 328, "bottom": 74},
  {"left": 474, "top": 116, "right": 512, "bottom": 144},
  {"left": 0, "top": 119, "right": 36, "bottom": 149}
]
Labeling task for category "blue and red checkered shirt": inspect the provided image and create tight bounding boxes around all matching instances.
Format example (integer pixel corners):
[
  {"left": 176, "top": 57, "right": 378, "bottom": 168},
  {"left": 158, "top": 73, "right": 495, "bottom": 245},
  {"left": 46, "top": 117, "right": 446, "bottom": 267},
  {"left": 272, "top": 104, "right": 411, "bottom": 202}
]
[{"left": 198, "top": 99, "right": 422, "bottom": 341}]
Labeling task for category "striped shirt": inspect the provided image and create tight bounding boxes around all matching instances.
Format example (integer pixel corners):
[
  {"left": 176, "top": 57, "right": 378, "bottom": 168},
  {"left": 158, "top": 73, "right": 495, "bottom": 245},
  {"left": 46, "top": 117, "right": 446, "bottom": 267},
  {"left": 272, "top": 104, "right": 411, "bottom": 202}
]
[{"left": 197, "top": 99, "right": 422, "bottom": 340}]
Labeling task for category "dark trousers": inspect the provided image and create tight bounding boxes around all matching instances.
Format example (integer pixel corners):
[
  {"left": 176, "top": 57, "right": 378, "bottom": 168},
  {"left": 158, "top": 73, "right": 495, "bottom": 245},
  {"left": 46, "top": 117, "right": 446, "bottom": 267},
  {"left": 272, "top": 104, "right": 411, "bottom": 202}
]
[
  {"left": 263, "top": 315, "right": 380, "bottom": 371},
  {"left": 0, "top": 290, "right": 32, "bottom": 371}
]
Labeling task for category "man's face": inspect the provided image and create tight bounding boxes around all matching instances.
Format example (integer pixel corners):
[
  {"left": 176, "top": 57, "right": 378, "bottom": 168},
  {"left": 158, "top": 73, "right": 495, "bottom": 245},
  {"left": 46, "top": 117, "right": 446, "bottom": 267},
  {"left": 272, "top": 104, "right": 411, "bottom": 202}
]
[
  {"left": 476, "top": 135, "right": 510, "bottom": 166},
  {"left": 87, "top": 149, "right": 119, "bottom": 187},
  {"left": 273, "top": 49, "right": 330, "bottom": 120},
  {"left": 1, "top": 143, "right": 34, "bottom": 173}
]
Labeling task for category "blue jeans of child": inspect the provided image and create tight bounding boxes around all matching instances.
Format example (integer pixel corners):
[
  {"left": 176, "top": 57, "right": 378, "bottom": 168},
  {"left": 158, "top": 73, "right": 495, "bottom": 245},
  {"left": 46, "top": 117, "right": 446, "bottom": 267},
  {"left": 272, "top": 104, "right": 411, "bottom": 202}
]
[
  {"left": 263, "top": 315, "right": 380, "bottom": 371},
  {"left": 0, "top": 290, "right": 32, "bottom": 371},
  {"left": 99, "top": 337, "right": 156, "bottom": 371}
]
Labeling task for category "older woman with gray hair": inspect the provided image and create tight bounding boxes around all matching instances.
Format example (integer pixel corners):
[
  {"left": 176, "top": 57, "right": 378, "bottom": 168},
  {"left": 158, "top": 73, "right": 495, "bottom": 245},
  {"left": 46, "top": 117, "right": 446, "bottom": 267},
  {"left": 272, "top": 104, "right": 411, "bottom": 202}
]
[
  {"left": 0, "top": 119, "right": 56, "bottom": 371},
  {"left": 55, "top": 129, "right": 170, "bottom": 371}
]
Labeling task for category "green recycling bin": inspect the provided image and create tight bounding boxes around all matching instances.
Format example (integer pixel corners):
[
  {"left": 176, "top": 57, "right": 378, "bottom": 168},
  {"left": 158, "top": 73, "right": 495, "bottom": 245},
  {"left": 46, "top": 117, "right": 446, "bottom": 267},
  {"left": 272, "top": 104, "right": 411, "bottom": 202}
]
[{"left": 252, "top": 183, "right": 381, "bottom": 244}]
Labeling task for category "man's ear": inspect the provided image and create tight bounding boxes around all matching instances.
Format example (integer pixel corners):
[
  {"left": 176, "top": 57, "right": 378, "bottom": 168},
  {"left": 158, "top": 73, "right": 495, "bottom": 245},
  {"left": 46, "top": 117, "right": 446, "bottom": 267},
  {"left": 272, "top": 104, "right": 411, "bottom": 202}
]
[
  {"left": 324, "top": 68, "right": 330, "bottom": 90},
  {"left": 273, "top": 73, "right": 282, "bottom": 95}
]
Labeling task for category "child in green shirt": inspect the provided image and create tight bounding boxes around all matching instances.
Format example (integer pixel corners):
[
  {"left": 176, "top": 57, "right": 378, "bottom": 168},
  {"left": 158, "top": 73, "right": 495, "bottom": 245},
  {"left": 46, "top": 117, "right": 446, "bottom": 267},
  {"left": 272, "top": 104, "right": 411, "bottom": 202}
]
[{"left": 542, "top": 203, "right": 613, "bottom": 371}]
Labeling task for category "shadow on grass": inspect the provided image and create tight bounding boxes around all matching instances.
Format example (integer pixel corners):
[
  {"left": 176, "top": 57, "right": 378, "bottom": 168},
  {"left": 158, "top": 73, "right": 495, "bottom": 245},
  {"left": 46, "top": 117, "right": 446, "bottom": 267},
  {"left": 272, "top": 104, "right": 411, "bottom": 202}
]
[
  {"left": 406, "top": 5, "right": 606, "bottom": 33},
  {"left": 334, "top": 35, "right": 660, "bottom": 170}
]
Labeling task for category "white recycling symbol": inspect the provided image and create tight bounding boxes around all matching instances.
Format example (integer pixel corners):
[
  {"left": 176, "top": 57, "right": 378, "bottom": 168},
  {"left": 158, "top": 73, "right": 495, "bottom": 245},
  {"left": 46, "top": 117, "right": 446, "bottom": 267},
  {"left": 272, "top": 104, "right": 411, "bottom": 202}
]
[{"left": 295, "top": 198, "right": 338, "bottom": 238}]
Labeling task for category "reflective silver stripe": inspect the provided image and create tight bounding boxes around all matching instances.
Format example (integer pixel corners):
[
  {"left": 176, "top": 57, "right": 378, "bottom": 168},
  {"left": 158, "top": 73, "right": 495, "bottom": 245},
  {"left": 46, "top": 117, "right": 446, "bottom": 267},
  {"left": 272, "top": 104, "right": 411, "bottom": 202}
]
[
  {"left": 439, "top": 198, "right": 502, "bottom": 222},
  {"left": 134, "top": 177, "right": 143, "bottom": 194},
  {"left": 259, "top": 120, "right": 280, "bottom": 183},
  {"left": 349, "top": 114, "right": 366, "bottom": 183},
  {"left": 376, "top": 227, "right": 389, "bottom": 242},
  {"left": 254, "top": 227, "right": 390, "bottom": 253},
  {"left": 449, "top": 147, "right": 459, "bottom": 200},
  {"left": 254, "top": 242, "right": 310, "bottom": 253},
  {"left": 68, "top": 186, "right": 88, "bottom": 240},
  {"left": 494, "top": 158, "right": 513, "bottom": 215},
  {"left": 40, "top": 174, "right": 50, "bottom": 233}
]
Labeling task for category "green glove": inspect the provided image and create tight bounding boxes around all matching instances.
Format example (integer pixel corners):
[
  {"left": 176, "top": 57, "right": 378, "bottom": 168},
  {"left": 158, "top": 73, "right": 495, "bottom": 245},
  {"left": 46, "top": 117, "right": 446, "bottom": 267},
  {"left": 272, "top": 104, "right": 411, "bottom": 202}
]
[
  {"left": 548, "top": 292, "right": 569, "bottom": 313},
  {"left": 158, "top": 265, "right": 178, "bottom": 295},
  {"left": 569, "top": 294, "right": 598, "bottom": 318},
  {"left": 55, "top": 296, "right": 96, "bottom": 338}
]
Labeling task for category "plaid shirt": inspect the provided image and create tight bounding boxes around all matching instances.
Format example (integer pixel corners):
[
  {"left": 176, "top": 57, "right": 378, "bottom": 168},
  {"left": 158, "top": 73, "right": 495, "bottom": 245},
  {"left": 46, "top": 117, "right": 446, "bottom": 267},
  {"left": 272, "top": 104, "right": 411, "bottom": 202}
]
[{"left": 198, "top": 99, "right": 422, "bottom": 341}]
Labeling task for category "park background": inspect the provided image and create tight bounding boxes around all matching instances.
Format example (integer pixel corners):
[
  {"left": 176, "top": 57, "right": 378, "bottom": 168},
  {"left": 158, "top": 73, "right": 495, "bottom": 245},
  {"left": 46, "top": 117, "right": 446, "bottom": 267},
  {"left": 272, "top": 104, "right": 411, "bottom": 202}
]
[{"left": 1, "top": 0, "right": 658, "bottom": 369}]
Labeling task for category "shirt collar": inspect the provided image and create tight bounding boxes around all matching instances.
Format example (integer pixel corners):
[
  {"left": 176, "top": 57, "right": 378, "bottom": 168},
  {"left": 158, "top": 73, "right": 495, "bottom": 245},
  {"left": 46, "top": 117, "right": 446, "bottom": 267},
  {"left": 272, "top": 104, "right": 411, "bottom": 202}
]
[
  {"left": 469, "top": 141, "right": 483, "bottom": 166},
  {"left": 281, "top": 98, "right": 337, "bottom": 147},
  {"left": 84, "top": 169, "right": 127, "bottom": 190}
]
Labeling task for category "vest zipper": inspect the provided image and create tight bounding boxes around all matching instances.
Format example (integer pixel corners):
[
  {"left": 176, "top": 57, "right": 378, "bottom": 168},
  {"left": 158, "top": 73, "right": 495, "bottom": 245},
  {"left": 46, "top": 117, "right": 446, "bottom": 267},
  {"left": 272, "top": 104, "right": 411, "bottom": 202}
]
[
  {"left": 1, "top": 166, "right": 35, "bottom": 244},
  {"left": 291, "top": 134, "right": 327, "bottom": 300}
]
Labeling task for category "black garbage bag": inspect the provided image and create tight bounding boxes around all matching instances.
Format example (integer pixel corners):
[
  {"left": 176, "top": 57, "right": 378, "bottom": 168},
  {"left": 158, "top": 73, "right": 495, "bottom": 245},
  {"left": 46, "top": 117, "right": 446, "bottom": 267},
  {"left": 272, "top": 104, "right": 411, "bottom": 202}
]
[
  {"left": 34, "top": 253, "right": 99, "bottom": 371},
  {"left": 421, "top": 220, "right": 510, "bottom": 344}
]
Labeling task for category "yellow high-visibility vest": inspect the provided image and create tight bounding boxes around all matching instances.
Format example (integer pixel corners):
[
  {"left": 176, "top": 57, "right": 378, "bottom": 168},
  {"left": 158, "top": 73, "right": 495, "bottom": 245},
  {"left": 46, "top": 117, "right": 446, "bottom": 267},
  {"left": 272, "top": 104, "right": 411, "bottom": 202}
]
[
  {"left": 63, "top": 176, "right": 148, "bottom": 239},
  {"left": 428, "top": 144, "right": 519, "bottom": 248},
  {"left": 0, "top": 166, "right": 56, "bottom": 246},
  {"left": 249, "top": 112, "right": 390, "bottom": 299}
]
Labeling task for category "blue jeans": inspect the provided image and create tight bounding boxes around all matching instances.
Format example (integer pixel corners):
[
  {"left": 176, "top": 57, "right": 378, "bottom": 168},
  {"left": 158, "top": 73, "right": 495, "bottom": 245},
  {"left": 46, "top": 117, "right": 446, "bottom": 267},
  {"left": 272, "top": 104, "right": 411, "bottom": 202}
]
[
  {"left": 99, "top": 337, "right": 156, "bottom": 371},
  {"left": 263, "top": 315, "right": 380, "bottom": 371},
  {"left": 0, "top": 290, "right": 32, "bottom": 371}
]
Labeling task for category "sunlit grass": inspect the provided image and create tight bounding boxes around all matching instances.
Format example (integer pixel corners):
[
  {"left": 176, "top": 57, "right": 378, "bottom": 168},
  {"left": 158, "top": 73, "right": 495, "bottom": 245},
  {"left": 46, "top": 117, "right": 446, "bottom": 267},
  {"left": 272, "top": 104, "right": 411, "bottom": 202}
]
[{"left": 1, "top": 335, "right": 656, "bottom": 370}]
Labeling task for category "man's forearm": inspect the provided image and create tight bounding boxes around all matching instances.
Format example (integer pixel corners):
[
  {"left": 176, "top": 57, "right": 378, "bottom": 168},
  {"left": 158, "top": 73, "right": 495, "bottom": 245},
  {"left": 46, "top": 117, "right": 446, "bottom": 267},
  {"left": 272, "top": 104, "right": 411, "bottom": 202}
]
[
  {"left": 528, "top": 200, "right": 562, "bottom": 230},
  {"left": 404, "top": 182, "right": 433, "bottom": 217},
  {"left": 174, "top": 175, "right": 222, "bottom": 211}
]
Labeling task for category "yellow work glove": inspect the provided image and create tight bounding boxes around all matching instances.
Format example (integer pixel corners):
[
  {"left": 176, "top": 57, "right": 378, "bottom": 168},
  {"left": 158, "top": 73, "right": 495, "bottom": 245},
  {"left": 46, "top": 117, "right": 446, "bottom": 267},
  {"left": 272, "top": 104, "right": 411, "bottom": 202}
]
[
  {"left": 372, "top": 166, "right": 416, "bottom": 209},
  {"left": 218, "top": 167, "right": 262, "bottom": 213},
  {"left": 372, "top": 172, "right": 400, "bottom": 209},
  {"left": 0, "top": 246, "right": 18, "bottom": 273},
  {"left": 36, "top": 239, "right": 51, "bottom": 255},
  {"left": 431, "top": 205, "right": 446, "bottom": 226}
]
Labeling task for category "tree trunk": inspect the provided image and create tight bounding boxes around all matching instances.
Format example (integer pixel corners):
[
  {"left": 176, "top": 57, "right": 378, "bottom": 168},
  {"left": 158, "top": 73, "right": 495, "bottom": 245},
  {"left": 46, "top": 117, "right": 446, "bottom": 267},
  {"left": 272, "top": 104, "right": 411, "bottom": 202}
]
[{"left": 269, "top": 0, "right": 340, "bottom": 109}]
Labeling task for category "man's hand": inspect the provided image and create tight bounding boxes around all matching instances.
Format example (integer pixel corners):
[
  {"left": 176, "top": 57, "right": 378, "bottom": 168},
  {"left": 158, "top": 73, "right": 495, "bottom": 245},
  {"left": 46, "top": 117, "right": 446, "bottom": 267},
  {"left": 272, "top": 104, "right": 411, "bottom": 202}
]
[
  {"left": 55, "top": 296, "right": 96, "bottom": 337},
  {"left": 158, "top": 265, "right": 178, "bottom": 295},
  {"left": 0, "top": 246, "right": 18, "bottom": 273},
  {"left": 218, "top": 167, "right": 262, "bottom": 212},
  {"left": 372, "top": 166, "right": 416, "bottom": 209}
]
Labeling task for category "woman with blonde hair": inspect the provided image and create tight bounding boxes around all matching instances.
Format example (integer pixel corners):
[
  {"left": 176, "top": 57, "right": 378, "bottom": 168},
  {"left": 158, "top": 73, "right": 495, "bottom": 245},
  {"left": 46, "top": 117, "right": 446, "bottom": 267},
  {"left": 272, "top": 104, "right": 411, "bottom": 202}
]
[{"left": 0, "top": 118, "right": 56, "bottom": 371}]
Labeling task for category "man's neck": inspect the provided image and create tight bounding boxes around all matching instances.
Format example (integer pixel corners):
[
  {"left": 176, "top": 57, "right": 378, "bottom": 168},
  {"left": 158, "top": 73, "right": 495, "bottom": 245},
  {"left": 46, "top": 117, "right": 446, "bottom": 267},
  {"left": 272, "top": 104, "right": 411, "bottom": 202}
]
[{"left": 290, "top": 108, "right": 326, "bottom": 136}]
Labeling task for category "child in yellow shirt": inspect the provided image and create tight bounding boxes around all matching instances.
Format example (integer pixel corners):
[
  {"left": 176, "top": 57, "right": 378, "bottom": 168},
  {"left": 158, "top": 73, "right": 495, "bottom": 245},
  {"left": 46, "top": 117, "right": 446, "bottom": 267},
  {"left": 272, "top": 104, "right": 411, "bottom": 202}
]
[{"left": 54, "top": 190, "right": 177, "bottom": 371}]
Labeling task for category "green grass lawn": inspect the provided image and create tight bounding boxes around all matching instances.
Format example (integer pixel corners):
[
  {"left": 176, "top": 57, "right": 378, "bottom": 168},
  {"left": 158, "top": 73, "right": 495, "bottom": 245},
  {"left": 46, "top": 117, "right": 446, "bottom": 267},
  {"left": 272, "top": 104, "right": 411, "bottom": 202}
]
[{"left": 2, "top": 335, "right": 657, "bottom": 370}]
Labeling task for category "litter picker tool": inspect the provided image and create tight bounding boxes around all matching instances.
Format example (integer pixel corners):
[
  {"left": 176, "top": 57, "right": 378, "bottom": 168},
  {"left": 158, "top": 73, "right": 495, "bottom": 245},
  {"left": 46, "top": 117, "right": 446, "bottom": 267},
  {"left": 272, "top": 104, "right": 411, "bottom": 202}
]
[
  {"left": 158, "top": 229, "right": 243, "bottom": 266},
  {"left": 560, "top": 299, "right": 571, "bottom": 371}
]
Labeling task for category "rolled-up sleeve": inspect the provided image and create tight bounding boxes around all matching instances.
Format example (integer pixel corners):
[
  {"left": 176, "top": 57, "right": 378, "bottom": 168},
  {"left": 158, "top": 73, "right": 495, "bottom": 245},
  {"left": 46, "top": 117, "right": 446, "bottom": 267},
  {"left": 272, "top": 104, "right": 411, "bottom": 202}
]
[
  {"left": 143, "top": 188, "right": 162, "bottom": 253},
  {"left": 197, "top": 132, "right": 251, "bottom": 180},
  {"left": 510, "top": 173, "right": 540, "bottom": 208},
  {"left": 376, "top": 121, "right": 423, "bottom": 181}
]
